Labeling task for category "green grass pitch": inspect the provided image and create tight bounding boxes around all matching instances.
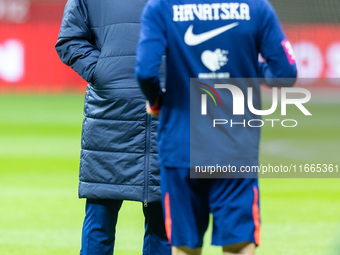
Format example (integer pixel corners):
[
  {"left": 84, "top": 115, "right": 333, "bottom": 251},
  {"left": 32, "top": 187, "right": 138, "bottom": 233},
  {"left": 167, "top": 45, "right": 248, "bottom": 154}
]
[{"left": 0, "top": 94, "right": 339, "bottom": 254}]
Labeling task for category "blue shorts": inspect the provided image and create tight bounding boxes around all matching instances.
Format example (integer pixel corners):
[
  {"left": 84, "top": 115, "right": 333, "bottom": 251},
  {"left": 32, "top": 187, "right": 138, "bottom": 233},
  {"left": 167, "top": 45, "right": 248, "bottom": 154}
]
[{"left": 161, "top": 167, "right": 260, "bottom": 249}]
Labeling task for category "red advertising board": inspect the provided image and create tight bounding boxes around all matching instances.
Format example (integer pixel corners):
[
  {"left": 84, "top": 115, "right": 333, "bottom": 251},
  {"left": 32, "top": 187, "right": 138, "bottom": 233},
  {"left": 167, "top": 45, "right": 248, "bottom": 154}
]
[
  {"left": 0, "top": 1, "right": 339, "bottom": 93},
  {"left": 0, "top": 22, "right": 86, "bottom": 93},
  {"left": 284, "top": 24, "right": 340, "bottom": 86},
  {"left": 0, "top": 0, "right": 86, "bottom": 93}
]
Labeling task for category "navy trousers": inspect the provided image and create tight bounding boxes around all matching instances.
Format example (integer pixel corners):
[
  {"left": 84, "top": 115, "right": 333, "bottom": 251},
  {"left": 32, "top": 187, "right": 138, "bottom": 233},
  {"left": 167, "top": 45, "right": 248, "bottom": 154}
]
[{"left": 80, "top": 199, "right": 171, "bottom": 255}]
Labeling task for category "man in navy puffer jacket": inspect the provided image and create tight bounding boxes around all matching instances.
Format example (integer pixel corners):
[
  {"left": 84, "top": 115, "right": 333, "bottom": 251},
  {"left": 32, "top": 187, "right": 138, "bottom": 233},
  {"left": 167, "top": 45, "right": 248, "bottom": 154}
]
[{"left": 55, "top": 0, "right": 170, "bottom": 254}]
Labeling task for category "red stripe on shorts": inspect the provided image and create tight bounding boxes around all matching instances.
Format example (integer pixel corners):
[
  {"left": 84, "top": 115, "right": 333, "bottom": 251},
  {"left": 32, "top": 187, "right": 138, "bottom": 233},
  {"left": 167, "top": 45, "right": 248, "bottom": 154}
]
[
  {"left": 164, "top": 192, "right": 172, "bottom": 243},
  {"left": 252, "top": 186, "right": 261, "bottom": 246}
]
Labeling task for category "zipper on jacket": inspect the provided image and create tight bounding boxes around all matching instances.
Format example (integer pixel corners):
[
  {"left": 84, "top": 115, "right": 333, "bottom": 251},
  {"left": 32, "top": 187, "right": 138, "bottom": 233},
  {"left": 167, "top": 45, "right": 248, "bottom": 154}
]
[{"left": 144, "top": 114, "right": 151, "bottom": 207}]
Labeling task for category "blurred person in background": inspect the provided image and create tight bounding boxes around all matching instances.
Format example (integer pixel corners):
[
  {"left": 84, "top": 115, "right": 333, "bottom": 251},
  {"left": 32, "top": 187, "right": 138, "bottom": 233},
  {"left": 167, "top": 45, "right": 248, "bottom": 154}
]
[
  {"left": 55, "top": 0, "right": 170, "bottom": 255},
  {"left": 135, "top": 0, "right": 297, "bottom": 254}
]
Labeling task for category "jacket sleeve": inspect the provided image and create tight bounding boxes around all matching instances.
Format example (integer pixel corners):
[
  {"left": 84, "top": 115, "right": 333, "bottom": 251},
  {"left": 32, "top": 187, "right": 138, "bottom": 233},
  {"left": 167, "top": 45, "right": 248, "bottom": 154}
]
[
  {"left": 258, "top": 0, "right": 297, "bottom": 87},
  {"left": 135, "top": 0, "right": 167, "bottom": 106},
  {"left": 55, "top": 0, "right": 100, "bottom": 83}
]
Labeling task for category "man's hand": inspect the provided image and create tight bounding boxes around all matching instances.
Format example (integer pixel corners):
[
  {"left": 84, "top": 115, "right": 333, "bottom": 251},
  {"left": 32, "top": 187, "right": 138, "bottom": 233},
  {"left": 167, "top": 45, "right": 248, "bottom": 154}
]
[{"left": 146, "top": 100, "right": 160, "bottom": 118}]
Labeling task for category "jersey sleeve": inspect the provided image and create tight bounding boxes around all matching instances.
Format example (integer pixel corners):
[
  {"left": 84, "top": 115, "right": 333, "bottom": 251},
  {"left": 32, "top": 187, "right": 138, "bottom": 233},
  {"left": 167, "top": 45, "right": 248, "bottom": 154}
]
[
  {"left": 258, "top": 0, "right": 297, "bottom": 86},
  {"left": 55, "top": 0, "right": 100, "bottom": 83},
  {"left": 135, "top": 0, "right": 167, "bottom": 105}
]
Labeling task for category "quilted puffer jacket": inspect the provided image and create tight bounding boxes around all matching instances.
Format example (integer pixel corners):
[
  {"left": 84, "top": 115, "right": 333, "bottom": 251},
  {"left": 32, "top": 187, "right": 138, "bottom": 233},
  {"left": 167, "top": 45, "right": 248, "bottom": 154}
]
[{"left": 55, "top": 0, "right": 162, "bottom": 203}]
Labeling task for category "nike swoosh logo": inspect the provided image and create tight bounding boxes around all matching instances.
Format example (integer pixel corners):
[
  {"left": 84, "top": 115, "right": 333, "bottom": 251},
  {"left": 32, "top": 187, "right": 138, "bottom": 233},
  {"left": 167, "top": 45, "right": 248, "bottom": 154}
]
[{"left": 184, "top": 22, "right": 239, "bottom": 46}]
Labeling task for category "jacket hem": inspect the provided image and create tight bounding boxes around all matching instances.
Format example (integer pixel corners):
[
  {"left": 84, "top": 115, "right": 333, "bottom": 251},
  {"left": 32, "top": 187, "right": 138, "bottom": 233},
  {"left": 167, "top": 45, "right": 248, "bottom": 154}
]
[{"left": 78, "top": 181, "right": 161, "bottom": 202}]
